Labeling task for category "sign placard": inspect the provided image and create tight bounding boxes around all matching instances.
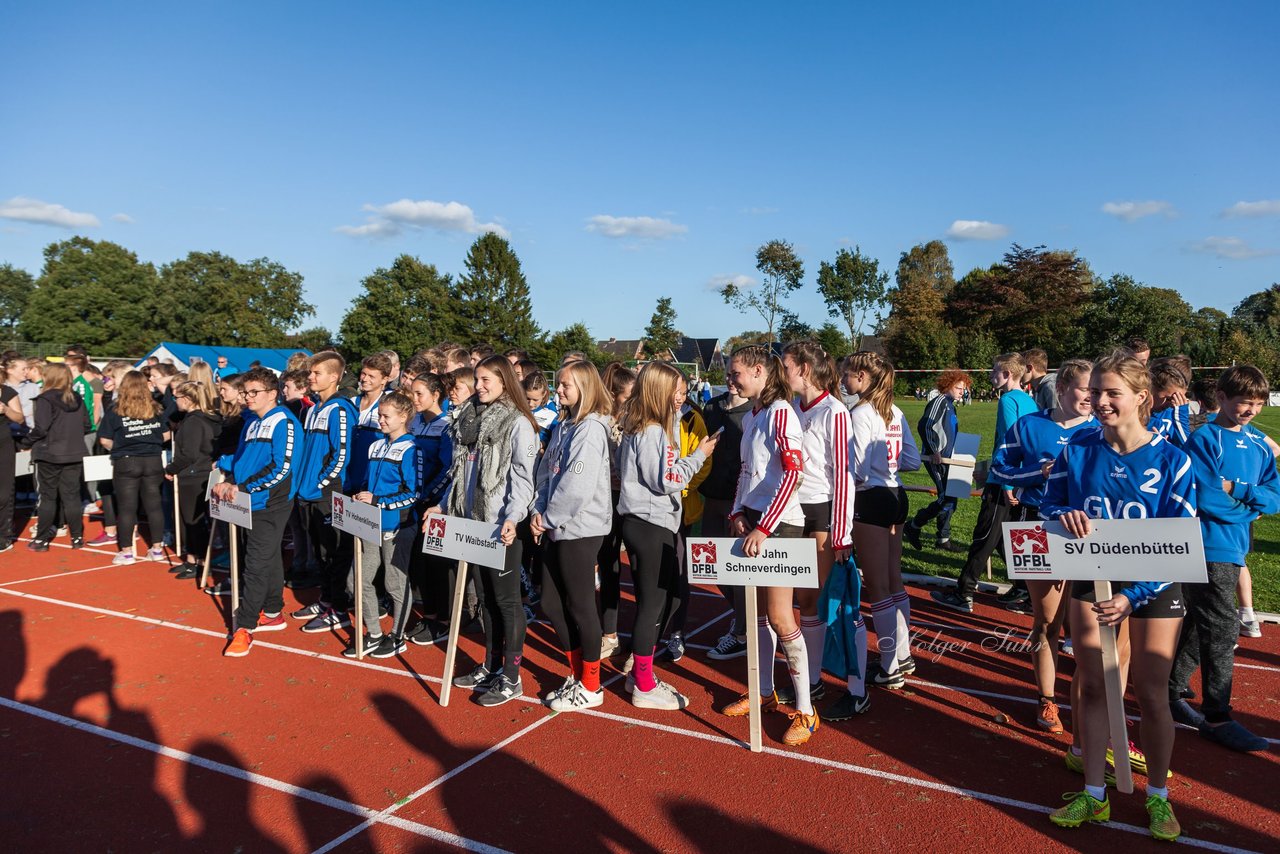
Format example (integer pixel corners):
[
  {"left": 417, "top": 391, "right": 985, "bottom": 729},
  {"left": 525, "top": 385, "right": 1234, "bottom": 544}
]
[
  {"left": 330, "top": 493, "right": 382, "bottom": 541},
  {"left": 684, "top": 537, "right": 819, "bottom": 588},
  {"left": 82, "top": 455, "right": 114, "bottom": 483},
  {"left": 421, "top": 513, "right": 507, "bottom": 570},
  {"left": 206, "top": 470, "right": 224, "bottom": 501},
  {"left": 15, "top": 450, "right": 32, "bottom": 477},
  {"left": 209, "top": 487, "right": 253, "bottom": 529},
  {"left": 945, "top": 432, "right": 981, "bottom": 498},
  {"left": 1002, "top": 518, "right": 1206, "bottom": 582}
]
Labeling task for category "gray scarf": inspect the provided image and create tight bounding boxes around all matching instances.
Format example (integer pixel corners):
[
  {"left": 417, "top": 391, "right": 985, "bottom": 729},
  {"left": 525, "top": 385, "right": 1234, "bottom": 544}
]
[{"left": 446, "top": 398, "right": 522, "bottom": 522}]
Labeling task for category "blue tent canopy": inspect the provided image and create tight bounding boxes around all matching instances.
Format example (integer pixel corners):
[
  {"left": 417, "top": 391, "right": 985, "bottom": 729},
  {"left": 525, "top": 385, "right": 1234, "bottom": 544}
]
[{"left": 138, "top": 342, "right": 310, "bottom": 375}]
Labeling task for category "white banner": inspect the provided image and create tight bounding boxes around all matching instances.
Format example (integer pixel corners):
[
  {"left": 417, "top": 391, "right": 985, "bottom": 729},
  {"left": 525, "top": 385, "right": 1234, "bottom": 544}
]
[
  {"left": 15, "top": 450, "right": 32, "bottom": 477},
  {"left": 82, "top": 455, "right": 114, "bottom": 483},
  {"left": 945, "top": 432, "right": 981, "bottom": 498},
  {"left": 1002, "top": 518, "right": 1206, "bottom": 582},
  {"left": 684, "top": 537, "right": 819, "bottom": 588},
  {"left": 421, "top": 513, "right": 508, "bottom": 570},
  {"left": 209, "top": 487, "right": 253, "bottom": 529},
  {"left": 331, "top": 492, "right": 382, "bottom": 541}
]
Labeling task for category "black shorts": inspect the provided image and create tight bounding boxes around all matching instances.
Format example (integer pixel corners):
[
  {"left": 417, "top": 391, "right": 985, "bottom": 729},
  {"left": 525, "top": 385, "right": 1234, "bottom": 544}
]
[
  {"left": 742, "top": 506, "right": 804, "bottom": 539},
  {"left": 1071, "top": 580, "right": 1186, "bottom": 619},
  {"left": 801, "top": 502, "right": 831, "bottom": 535},
  {"left": 853, "top": 486, "right": 909, "bottom": 529}
]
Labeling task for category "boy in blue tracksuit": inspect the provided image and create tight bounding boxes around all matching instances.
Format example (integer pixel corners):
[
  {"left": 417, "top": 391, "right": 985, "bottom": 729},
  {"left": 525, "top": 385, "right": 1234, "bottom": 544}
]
[
  {"left": 1148, "top": 360, "right": 1191, "bottom": 448},
  {"left": 904, "top": 369, "right": 971, "bottom": 551},
  {"left": 348, "top": 391, "right": 421, "bottom": 659},
  {"left": 217, "top": 367, "right": 302, "bottom": 657},
  {"left": 347, "top": 353, "right": 392, "bottom": 490},
  {"left": 1170, "top": 365, "right": 1279, "bottom": 751},
  {"left": 292, "top": 351, "right": 359, "bottom": 633}
]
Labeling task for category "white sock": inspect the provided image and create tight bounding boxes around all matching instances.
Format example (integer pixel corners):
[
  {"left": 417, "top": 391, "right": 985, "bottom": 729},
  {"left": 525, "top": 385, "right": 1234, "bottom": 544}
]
[
  {"left": 1146, "top": 784, "right": 1168, "bottom": 799},
  {"left": 758, "top": 618, "right": 778, "bottom": 696},
  {"left": 1239, "top": 606, "right": 1256, "bottom": 623},
  {"left": 869, "top": 597, "right": 898, "bottom": 673},
  {"left": 848, "top": 617, "right": 868, "bottom": 695},
  {"left": 892, "top": 592, "right": 911, "bottom": 663},
  {"left": 1085, "top": 784, "right": 1107, "bottom": 802},
  {"left": 800, "top": 614, "right": 825, "bottom": 682},
  {"left": 780, "top": 628, "right": 812, "bottom": 715}
]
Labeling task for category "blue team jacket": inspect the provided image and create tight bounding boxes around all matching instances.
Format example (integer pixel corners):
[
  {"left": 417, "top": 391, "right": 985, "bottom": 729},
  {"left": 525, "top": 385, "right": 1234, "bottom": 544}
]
[
  {"left": 296, "top": 395, "right": 358, "bottom": 501},
  {"left": 1184, "top": 422, "right": 1280, "bottom": 565},
  {"left": 409, "top": 411, "right": 453, "bottom": 507},
  {"left": 222, "top": 406, "right": 301, "bottom": 511},
  {"left": 361, "top": 433, "right": 421, "bottom": 534}
]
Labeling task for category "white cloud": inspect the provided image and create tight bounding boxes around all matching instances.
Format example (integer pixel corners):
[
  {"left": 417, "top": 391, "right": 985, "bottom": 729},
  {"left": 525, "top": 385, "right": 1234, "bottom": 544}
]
[
  {"left": 1222, "top": 200, "right": 1280, "bottom": 218},
  {"left": 586, "top": 215, "right": 687, "bottom": 240},
  {"left": 337, "top": 198, "right": 508, "bottom": 238},
  {"left": 1189, "top": 236, "right": 1277, "bottom": 260},
  {"left": 1101, "top": 200, "right": 1175, "bottom": 221},
  {"left": 0, "top": 196, "right": 99, "bottom": 228},
  {"left": 707, "top": 273, "right": 755, "bottom": 292},
  {"left": 111, "top": 213, "right": 135, "bottom": 224},
  {"left": 945, "top": 219, "right": 1009, "bottom": 241}
]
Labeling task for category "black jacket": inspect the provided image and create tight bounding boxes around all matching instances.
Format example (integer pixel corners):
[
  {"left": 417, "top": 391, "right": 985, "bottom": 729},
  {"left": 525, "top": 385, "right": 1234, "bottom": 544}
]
[
  {"left": 165, "top": 410, "right": 223, "bottom": 479},
  {"left": 698, "top": 392, "right": 754, "bottom": 501},
  {"left": 29, "top": 389, "right": 90, "bottom": 464}
]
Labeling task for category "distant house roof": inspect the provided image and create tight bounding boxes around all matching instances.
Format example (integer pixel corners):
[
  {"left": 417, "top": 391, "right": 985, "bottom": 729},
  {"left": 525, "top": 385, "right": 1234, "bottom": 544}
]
[
  {"left": 858, "top": 335, "right": 885, "bottom": 356},
  {"left": 597, "top": 338, "right": 643, "bottom": 360},
  {"left": 139, "top": 342, "right": 308, "bottom": 374},
  {"left": 671, "top": 337, "right": 722, "bottom": 372}
]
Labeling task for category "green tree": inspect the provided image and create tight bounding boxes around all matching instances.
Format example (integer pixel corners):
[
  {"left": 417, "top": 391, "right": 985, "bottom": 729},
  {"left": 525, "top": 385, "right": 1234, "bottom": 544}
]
[
  {"left": 778, "top": 310, "right": 814, "bottom": 343},
  {"left": 288, "top": 326, "right": 336, "bottom": 352},
  {"left": 814, "top": 322, "right": 852, "bottom": 359},
  {"left": 158, "top": 251, "right": 314, "bottom": 348},
  {"left": 1078, "top": 273, "right": 1192, "bottom": 358},
  {"left": 339, "top": 255, "right": 457, "bottom": 361},
  {"left": 0, "top": 262, "right": 34, "bottom": 335},
  {"left": 882, "top": 241, "right": 957, "bottom": 369},
  {"left": 455, "top": 234, "right": 539, "bottom": 349},
  {"left": 720, "top": 239, "right": 805, "bottom": 343},
  {"left": 533, "top": 322, "right": 608, "bottom": 369},
  {"left": 724, "top": 330, "right": 773, "bottom": 354},
  {"left": 996, "top": 245, "right": 1093, "bottom": 357},
  {"left": 642, "top": 296, "right": 680, "bottom": 358},
  {"left": 21, "top": 237, "right": 160, "bottom": 354},
  {"left": 1181, "top": 307, "right": 1229, "bottom": 368},
  {"left": 816, "top": 246, "right": 888, "bottom": 352},
  {"left": 956, "top": 327, "right": 1000, "bottom": 394}
]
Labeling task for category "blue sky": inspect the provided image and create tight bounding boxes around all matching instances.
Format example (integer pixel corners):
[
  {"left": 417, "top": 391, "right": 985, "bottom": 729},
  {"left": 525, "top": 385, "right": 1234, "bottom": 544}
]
[{"left": 2, "top": 2, "right": 1278, "bottom": 347}]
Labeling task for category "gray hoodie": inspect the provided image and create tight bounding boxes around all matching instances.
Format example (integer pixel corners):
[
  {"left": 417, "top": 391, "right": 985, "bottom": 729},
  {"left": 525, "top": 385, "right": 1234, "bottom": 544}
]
[
  {"left": 617, "top": 422, "right": 708, "bottom": 533},
  {"left": 534, "top": 412, "right": 613, "bottom": 541}
]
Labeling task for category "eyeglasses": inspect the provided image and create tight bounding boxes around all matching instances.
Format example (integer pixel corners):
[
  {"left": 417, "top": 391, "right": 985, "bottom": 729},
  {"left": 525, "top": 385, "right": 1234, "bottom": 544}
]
[{"left": 241, "top": 388, "right": 272, "bottom": 398}]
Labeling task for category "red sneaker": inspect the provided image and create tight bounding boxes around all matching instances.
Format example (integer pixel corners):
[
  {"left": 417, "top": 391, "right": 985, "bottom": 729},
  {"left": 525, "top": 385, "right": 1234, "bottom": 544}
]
[
  {"left": 254, "top": 612, "right": 287, "bottom": 632},
  {"left": 223, "top": 628, "right": 253, "bottom": 657}
]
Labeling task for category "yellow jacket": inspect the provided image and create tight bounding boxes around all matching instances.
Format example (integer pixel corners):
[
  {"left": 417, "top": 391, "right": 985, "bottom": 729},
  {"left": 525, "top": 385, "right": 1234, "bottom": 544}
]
[{"left": 680, "top": 407, "right": 711, "bottom": 525}]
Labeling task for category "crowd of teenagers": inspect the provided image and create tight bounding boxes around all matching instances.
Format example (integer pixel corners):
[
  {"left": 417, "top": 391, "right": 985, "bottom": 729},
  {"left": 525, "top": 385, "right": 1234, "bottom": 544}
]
[{"left": 3, "top": 336, "right": 1276, "bottom": 842}]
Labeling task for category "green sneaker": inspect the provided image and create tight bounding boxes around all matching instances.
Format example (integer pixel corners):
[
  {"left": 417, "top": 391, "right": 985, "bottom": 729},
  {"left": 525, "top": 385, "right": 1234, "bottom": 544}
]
[
  {"left": 1145, "top": 795, "right": 1181, "bottom": 841},
  {"left": 1064, "top": 749, "right": 1116, "bottom": 787},
  {"left": 1049, "top": 790, "right": 1110, "bottom": 828}
]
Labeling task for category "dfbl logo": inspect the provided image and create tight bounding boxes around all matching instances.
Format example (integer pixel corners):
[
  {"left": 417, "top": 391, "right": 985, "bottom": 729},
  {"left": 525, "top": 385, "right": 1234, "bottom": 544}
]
[
  {"left": 1009, "top": 525, "right": 1051, "bottom": 570},
  {"left": 332, "top": 495, "right": 345, "bottom": 523},
  {"left": 690, "top": 542, "right": 717, "bottom": 579},
  {"left": 424, "top": 516, "right": 446, "bottom": 550}
]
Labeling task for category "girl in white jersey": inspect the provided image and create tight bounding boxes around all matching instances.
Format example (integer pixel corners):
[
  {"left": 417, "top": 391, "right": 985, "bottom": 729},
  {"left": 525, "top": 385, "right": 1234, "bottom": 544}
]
[
  {"left": 718, "top": 346, "right": 819, "bottom": 747},
  {"left": 778, "top": 341, "right": 853, "bottom": 710},
  {"left": 843, "top": 353, "right": 921, "bottom": 701}
]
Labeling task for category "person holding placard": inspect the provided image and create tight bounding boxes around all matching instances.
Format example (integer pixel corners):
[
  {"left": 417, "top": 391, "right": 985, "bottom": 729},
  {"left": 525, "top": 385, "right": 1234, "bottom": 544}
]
[
  {"left": 902, "top": 369, "right": 971, "bottom": 553},
  {"left": 346, "top": 390, "right": 421, "bottom": 659},
  {"left": 347, "top": 354, "right": 392, "bottom": 497},
  {"left": 436, "top": 356, "right": 539, "bottom": 707},
  {"left": 1040, "top": 351, "right": 1195, "bottom": 841},
  {"left": 779, "top": 341, "right": 853, "bottom": 708},
  {"left": 618, "top": 361, "right": 716, "bottom": 712},
  {"left": 216, "top": 367, "right": 302, "bottom": 658},
  {"left": 985, "top": 359, "right": 1096, "bottom": 734},
  {"left": 164, "top": 381, "right": 223, "bottom": 579},
  {"left": 405, "top": 373, "right": 454, "bottom": 645},
  {"left": 840, "top": 352, "right": 920, "bottom": 710},
  {"left": 717, "top": 346, "right": 817, "bottom": 746},
  {"left": 1170, "top": 365, "right": 1278, "bottom": 752},
  {"left": 530, "top": 360, "right": 614, "bottom": 711}
]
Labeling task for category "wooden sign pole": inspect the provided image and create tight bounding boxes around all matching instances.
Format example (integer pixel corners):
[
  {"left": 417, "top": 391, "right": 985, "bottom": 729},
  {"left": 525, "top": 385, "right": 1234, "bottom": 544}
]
[
  {"left": 439, "top": 560, "right": 470, "bottom": 707},
  {"left": 229, "top": 524, "right": 240, "bottom": 615},
  {"left": 745, "top": 585, "right": 763, "bottom": 753},
  {"left": 1093, "top": 579, "right": 1134, "bottom": 794},
  {"left": 353, "top": 538, "right": 365, "bottom": 659},
  {"left": 198, "top": 521, "right": 217, "bottom": 589}
]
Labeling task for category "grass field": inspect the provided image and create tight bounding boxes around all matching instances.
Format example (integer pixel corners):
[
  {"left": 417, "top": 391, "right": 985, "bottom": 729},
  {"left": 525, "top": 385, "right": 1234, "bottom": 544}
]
[{"left": 893, "top": 398, "right": 1280, "bottom": 613}]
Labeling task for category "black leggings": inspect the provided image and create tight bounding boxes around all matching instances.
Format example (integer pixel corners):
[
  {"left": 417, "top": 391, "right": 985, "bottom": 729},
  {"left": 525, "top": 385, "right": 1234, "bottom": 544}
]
[
  {"left": 113, "top": 455, "right": 165, "bottom": 553},
  {"left": 176, "top": 476, "right": 210, "bottom": 559},
  {"left": 541, "top": 536, "right": 606, "bottom": 660},
  {"left": 621, "top": 516, "right": 679, "bottom": 657},
  {"left": 36, "top": 461, "right": 83, "bottom": 539},
  {"left": 478, "top": 536, "right": 526, "bottom": 681},
  {"left": 596, "top": 493, "right": 623, "bottom": 633}
]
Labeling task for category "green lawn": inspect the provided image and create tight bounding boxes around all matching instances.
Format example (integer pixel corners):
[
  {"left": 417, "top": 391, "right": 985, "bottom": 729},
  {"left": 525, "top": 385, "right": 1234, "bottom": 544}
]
[{"left": 892, "top": 399, "right": 1280, "bottom": 613}]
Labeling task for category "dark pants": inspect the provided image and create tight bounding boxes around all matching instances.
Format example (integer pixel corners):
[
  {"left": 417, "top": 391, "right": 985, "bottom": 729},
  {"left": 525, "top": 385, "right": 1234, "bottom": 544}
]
[
  {"left": 300, "top": 496, "right": 350, "bottom": 610},
  {"left": 957, "top": 484, "right": 1014, "bottom": 597},
  {"left": 36, "top": 461, "right": 83, "bottom": 539},
  {"left": 541, "top": 536, "right": 606, "bottom": 660},
  {"left": 477, "top": 537, "right": 526, "bottom": 680},
  {"left": 409, "top": 531, "right": 453, "bottom": 617},
  {"left": 663, "top": 523, "right": 692, "bottom": 637},
  {"left": 909, "top": 461, "right": 957, "bottom": 542},
  {"left": 176, "top": 476, "right": 211, "bottom": 559},
  {"left": 233, "top": 498, "right": 292, "bottom": 632},
  {"left": 621, "top": 516, "right": 680, "bottom": 657},
  {"left": 113, "top": 455, "right": 165, "bottom": 553},
  {"left": 705, "top": 497, "right": 746, "bottom": 635},
  {"left": 596, "top": 492, "right": 624, "bottom": 634},
  {"left": 1170, "top": 562, "right": 1241, "bottom": 724},
  {"left": 0, "top": 437, "right": 14, "bottom": 543}
]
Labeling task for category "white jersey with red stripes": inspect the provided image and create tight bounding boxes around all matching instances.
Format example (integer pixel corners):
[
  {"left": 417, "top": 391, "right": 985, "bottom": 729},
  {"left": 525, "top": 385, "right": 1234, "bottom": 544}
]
[
  {"left": 794, "top": 391, "right": 854, "bottom": 548},
  {"left": 849, "top": 402, "right": 921, "bottom": 489},
  {"left": 732, "top": 398, "right": 805, "bottom": 533}
]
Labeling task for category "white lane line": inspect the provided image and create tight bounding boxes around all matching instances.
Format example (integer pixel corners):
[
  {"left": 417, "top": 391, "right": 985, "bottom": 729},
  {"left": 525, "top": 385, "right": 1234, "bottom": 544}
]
[
  {"left": 310, "top": 715, "right": 554, "bottom": 854},
  {"left": 14, "top": 535, "right": 122, "bottom": 558},
  {"left": 0, "top": 695, "right": 512, "bottom": 853},
  {"left": 0, "top": 561, "right": 122, "bottom": 587}
]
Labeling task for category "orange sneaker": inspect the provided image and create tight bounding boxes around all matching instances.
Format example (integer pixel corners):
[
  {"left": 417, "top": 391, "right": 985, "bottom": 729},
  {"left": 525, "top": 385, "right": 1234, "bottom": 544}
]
[
  {"left": 783, "top": 711, "right": 820, "bottom": 746},
  {"left": 720, "top": 692, "right": 780, "bottom": 717},
  {"left": 1037, "top": 699, "right": 1065, "bottom": 734},
  {"left": 223, "top": 628, "right": 253, "bottom": 657}
]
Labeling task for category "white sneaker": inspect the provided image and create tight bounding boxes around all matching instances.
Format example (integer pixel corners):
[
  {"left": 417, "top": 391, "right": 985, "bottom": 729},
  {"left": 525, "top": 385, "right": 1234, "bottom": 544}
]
[
  {"left": 550, "top": 681, "right": 604, "bottom": 713},
  {"left": 544, "top": 675, "right": 577, "bottom": 703},
  {"left": 112, "top": 552, "right": 136, "bottom": 565},
  {"left": 1061, "top": 638, "right": 1074, "bottom": 656},
  {"left": 600, "top": 635, "right": 621, "bottom": 659},
  {"left": 1240, "top": 619, "right": 1263, "bottom": 639},
  {"left": 631, "top": 680, "right": 690, "bottom": 711}
]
